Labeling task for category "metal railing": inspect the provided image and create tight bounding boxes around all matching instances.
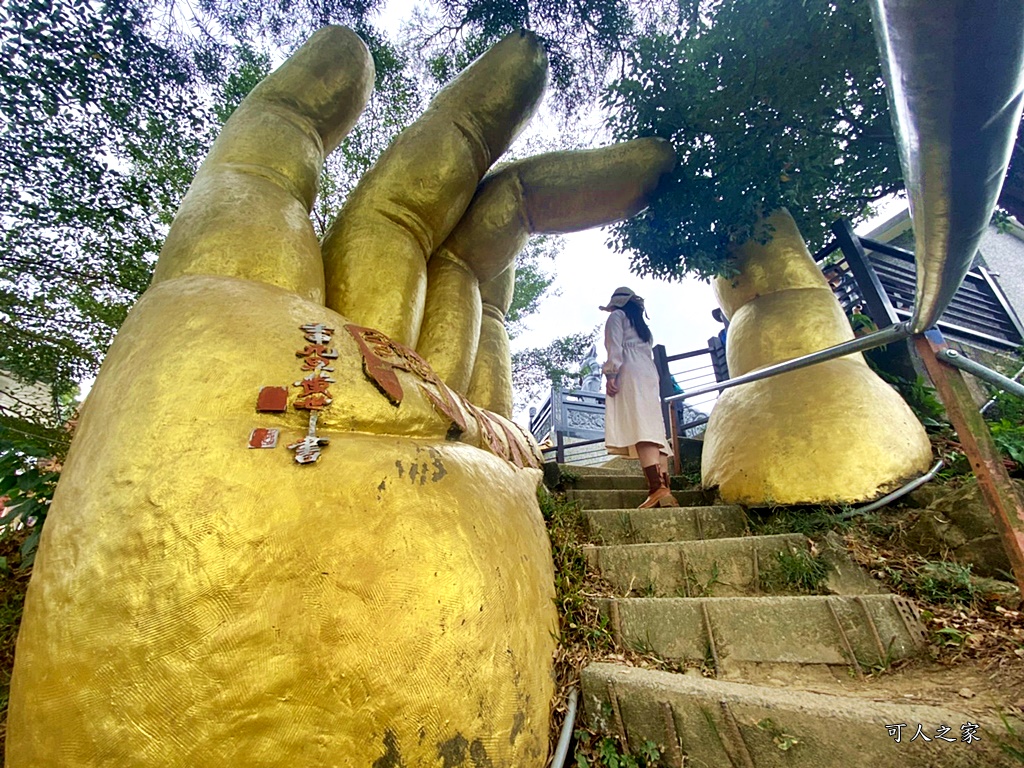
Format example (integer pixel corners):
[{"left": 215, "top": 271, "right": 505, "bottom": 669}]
[
  {"left": 664, "top": 322, "right": 914, "bottom": 404},
  {"left": 529, "top": 385, "right": 611, "bottom": 466},
  {"left": 817, "top": 220, "right": 1024, "bottom": 352},
  {"left": 530, "top": 341, "right": 727, "bottom": 466}
]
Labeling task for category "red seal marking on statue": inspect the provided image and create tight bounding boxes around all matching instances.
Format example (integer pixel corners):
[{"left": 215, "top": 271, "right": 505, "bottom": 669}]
[
  {"left": 248, "top": 428, "right": 280, "bottom": 449},
  {"left": 256, "top": 386, "right": 289, "bottom": 412}
]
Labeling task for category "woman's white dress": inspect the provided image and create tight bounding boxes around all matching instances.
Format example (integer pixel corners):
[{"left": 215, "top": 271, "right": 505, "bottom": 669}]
[{"left": 602, "top": 310, "right": 670, "bottom": 457}]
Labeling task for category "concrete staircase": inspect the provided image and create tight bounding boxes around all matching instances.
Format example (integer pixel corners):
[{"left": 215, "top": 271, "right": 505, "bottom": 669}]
[{"left": 563, "top": 465, "right": 1019, "bottom": 767}]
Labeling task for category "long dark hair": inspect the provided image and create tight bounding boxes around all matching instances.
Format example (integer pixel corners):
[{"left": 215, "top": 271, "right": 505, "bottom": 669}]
[{"left": 617, "top": 299, "right": 652, "bottom": 343}]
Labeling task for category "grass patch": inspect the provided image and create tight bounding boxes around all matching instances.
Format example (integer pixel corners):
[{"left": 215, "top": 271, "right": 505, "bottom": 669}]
[
  {"left": 747, "top": 504, "right": 855, "bottom": 537},
  {"left": 540, "top": 487, "right": 612, "bottom": 655},
  {"left": 539, "top": 485, "right": 699, "bottom": 758},
  {"left": 675, "top": 459, "right": 702, "bottom": 489},
  {"left": 996, "top": 713, "right": 1024, "bottom": 764},
  {"left": 760, "top": 547, "right": 831, "bottom": 595},
  {"left": 879, "top": 559, "right": 981, "bottom": 607},
  {"left": 540, "top": 486, "right": 612, "bottom": 758},
  {"left": 573, "top": 734, "right": 661, "bottom": 768},
  {"left": 756, "top": 717, "right": 802, "bottom": 752}
]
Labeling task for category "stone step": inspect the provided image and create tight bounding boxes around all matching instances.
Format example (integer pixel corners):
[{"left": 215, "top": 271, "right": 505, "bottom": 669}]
[
  {"left": 600, "top": 457, "right": 643, "bottom": 472},
  {"left": 567, "top": 474, "right": 650, "bottom": 490},
  {"left": 598, "top": 595, "right": 926, "bottom": 678},
  {"left": 568, "top": 488, "right": 712, "bottom": 510},
  {"left": 555, "top": 463, "right": 635, "bottom": 477},
  {"left": 582, "top": 662, "right": 1016, "bottom": 767},
  {"left": 585, "top": 506, "right": 747, "bottom": 544},
  {"left": 562, "top": 473, "right": 700, "bottom": 491},
  {"left": 584, "top": 535, "right": 883, "bottom": 598}
]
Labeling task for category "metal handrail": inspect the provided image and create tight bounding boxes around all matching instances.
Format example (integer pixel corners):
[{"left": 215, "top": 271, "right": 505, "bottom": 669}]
[
  {"left": 666, "top": 347, "right": 716, "bottom": 362},
  {"left": 665, "top": 322, "right": 913, "bottom": 403},
  {"left": 859, "top": 237, "right": 916, "bottom": 261},
  {"left": 981, "top": 363, "right": 1024, "bottom": 414},
  {"left": 937, "top": 349, "right": 1024, "bottom": 401},
  {"left": 540, "top": 436, "right": 606, "bottom": 454}
]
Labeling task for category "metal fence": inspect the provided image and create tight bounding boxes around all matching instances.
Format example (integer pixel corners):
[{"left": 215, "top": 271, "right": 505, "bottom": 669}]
[
  {"left": 528, "top": 340, "right": 729, "bottom": 466},
  {"left": 654, "top": 340, "right": 727, "bottom": 441},
  {"left": 819, "top": 220, "right": 1024, "bottom": 351}
]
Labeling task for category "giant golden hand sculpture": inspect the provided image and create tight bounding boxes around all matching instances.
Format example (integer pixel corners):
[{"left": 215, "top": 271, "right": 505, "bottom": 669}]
[
  {"left": 701, "top": 210, "right": 932, "bottom": 506},
  {"left": 7, "top": 28, "right": 674, "bottom": 766}
]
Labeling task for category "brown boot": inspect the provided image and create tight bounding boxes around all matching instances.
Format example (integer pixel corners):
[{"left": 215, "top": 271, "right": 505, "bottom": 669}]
[{"left": 639, "top": 465, "right": 679, "bottom": 509}]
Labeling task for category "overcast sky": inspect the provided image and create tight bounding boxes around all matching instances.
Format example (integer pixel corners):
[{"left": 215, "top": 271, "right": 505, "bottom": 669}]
[{"left": 510, "top": 230, "right": 721, "bottom": 361}]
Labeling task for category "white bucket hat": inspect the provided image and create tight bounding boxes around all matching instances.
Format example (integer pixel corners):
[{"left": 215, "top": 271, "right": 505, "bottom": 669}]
[{"left": 599, "top": 286, "right": 644, "bottom": 311}]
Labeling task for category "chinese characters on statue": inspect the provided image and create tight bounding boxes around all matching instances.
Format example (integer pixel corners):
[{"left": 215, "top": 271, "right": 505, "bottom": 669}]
[
  {"left": 288, "top": 323, "right": 337, "bottom": 464},
  {"left": 248, "top": 323, "right": 539, "bottom": 469}
]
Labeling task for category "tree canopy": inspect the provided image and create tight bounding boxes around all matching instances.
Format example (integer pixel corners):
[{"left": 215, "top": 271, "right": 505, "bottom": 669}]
[
  {"left": 415, "top": 0, "right": 659, "bottom": 114},
  {"left": 606, "top": 0, "right": 1024, "bottom": 281},
  {"left": 604, "top": 0, "right": 904, "bottom": 279},
  {"left": 0, "top": 0, "right": 208, "bottom": 412}
]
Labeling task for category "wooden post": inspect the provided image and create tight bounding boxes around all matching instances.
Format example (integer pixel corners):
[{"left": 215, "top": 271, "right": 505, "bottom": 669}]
[
  {"left": 708, "top": 336, "right": 729, "bottom": 382},
  {"left": 671, "top": 403, "right": 679, "bottom": 475},
  {"left": 914, "top": 331, "right": 1024, "bottom": 594},
  {"left": 653, "top": 344, "right": 673, "bottom": 439},
  {"left": 832, "top": 220, "right": 901, "bottom": 328}
]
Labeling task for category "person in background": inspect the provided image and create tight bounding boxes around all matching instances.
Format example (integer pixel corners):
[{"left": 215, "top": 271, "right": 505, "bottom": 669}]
[
  {"left": 712, "top": 307, "right": 729, "bottom": 347},
  {"left": 600, "top": 287, "right": 678, "bottom": 509}
]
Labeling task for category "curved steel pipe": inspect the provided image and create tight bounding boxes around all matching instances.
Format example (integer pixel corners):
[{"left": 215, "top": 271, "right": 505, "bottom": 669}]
[
  {"left": 839, "top": 459, "right": 945, "bottom": 519},
  {"left": 869, "top": 0, "right": 1024, "bottom": 332},
  {"left": 552, "top": 687, "right": 579, "bottom": 768}
]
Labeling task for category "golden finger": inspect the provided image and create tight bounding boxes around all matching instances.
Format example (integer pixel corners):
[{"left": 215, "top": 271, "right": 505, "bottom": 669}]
[
  {"left": 416, "top": 249, "right": 483, "bottom": 394},
  {"left": 417, "top": 138, "right": 676, "bottom": 398},
  {"left": 153, "top": 27, "right": 374, "bottom": 302},
  {"left": 320, "top": 31, "right": 548, "bottom": 346},
  {"left": 467, "top": 266, "right": 517, "bottom": 416}
]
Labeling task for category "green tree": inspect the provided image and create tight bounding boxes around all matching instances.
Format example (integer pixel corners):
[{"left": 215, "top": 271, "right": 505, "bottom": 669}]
[
  {"left": 192, "top": 0, "right": 425, "bottom": 221},
  {"left": 511, "top": 330, "right": 595, "bottom": 410},
  {"left": 606, "top": 0, "right": 1024, "bottom": 276},
  {"left": 0, "top": 0, "right": 209, "bottom": 405},
  {"left": 507, "top": 235, "right": 560, "bottom": 336},
  {"left": 604, "top": 0, "right": 904, "bottom": 278},
  {"left": 507, "top": 236, "right": 598, "bottom": 410},
  {"left": 413, "top": 0, "right": 678, "bottom": 115},
  {"left": 0, "top": 0, "right": 215, "bottom": 565}
]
